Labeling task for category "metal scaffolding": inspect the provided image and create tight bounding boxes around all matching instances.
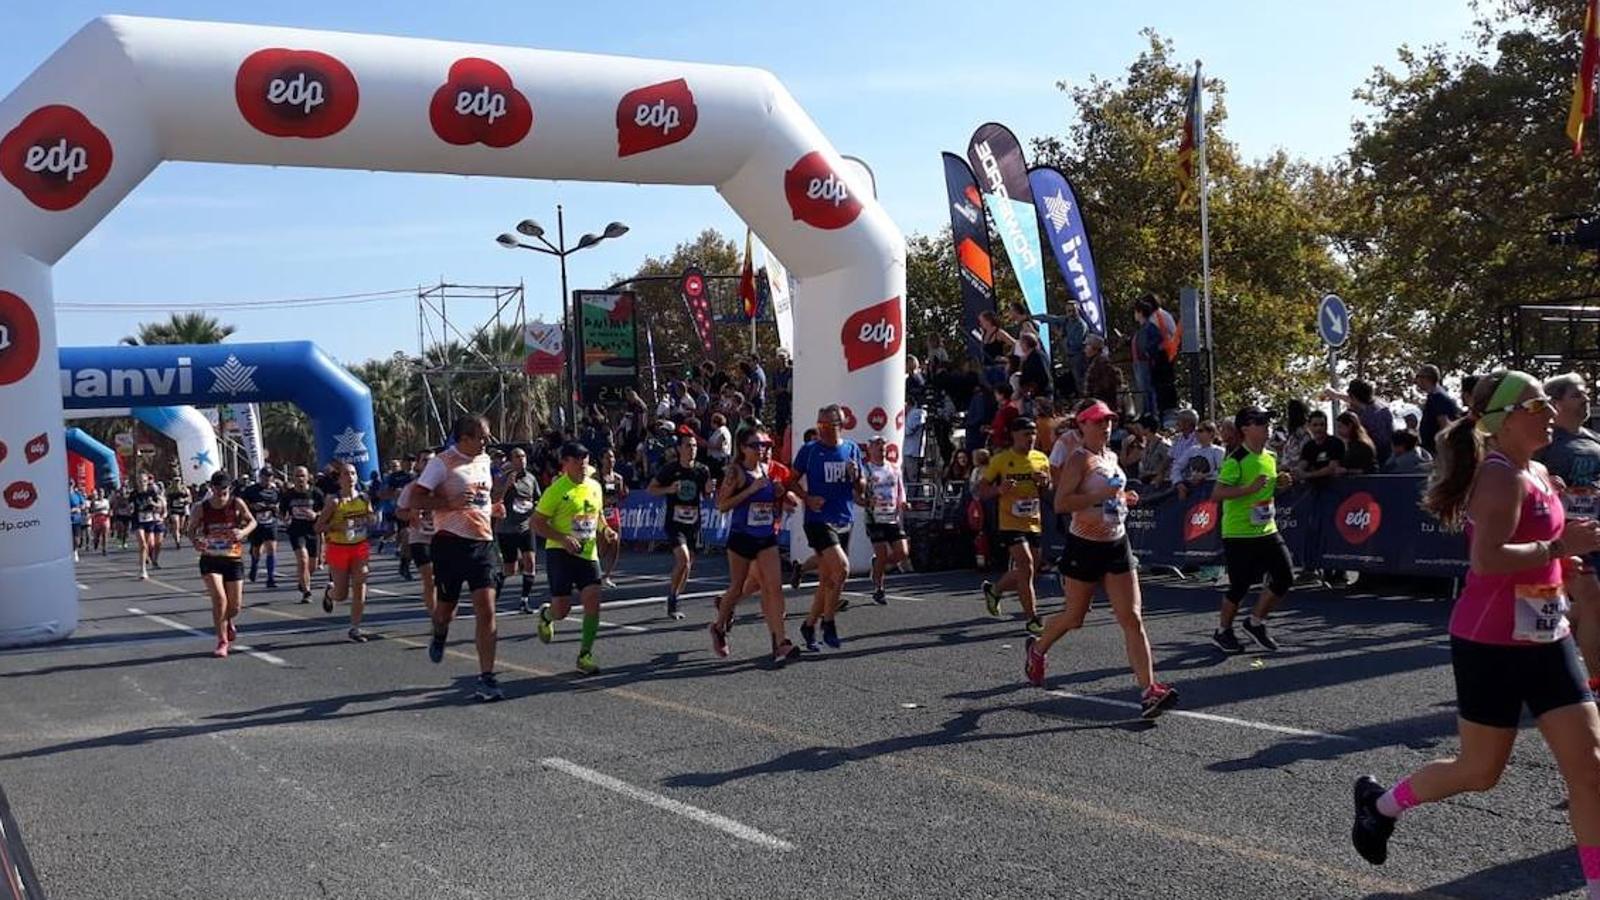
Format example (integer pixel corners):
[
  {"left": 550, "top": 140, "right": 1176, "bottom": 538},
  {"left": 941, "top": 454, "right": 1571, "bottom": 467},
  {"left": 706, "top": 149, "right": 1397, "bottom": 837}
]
[{"left": 414, "top": 281, "right": 527, "bottom": 445}]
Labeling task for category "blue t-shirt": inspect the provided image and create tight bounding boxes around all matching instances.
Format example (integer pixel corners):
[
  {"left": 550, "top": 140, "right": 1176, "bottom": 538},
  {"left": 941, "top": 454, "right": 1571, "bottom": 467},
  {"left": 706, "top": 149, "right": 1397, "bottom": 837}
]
[
  {"left": 792, "top": 438, "right": 862, "bottom": 528},
  {"left": 69, "top": 490, "right": 86, "bottom": 525}
]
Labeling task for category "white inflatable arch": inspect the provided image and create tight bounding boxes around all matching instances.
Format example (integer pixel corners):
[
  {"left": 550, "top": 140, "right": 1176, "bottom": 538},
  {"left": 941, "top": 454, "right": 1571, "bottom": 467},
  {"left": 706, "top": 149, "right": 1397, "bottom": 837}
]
[{"left": 0, "top": 16, "right": 907, "bottom": 647}]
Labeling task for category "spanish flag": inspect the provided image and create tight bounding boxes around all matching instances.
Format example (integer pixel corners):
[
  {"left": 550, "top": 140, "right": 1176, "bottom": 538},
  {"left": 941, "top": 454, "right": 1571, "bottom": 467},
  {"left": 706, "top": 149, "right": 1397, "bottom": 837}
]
[
  {"left": 1570, "top": 0, "right": 1600, "bottom": 156},
  {"left": 738, "top": 228, "right": 759, "bottom": 321},
  {"left": 1177, "top": 64, "right": 1202, "bottom": 206}
]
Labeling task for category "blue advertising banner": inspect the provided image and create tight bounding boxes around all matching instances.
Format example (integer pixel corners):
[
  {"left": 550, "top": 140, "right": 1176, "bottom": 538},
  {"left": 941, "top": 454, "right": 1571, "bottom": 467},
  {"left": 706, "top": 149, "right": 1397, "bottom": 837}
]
[
  {"left": 1028, "top": 165, "right": 1106, "bottom": 336},
  {"left": 967, "top": 123, "right": 1049, "bottom": 353},
  {"left": 1124, "top": 475, "right": 1463, "bottom": 575},
  {"left": 618, "top": 493, "right": 792, "bottom": 550}
]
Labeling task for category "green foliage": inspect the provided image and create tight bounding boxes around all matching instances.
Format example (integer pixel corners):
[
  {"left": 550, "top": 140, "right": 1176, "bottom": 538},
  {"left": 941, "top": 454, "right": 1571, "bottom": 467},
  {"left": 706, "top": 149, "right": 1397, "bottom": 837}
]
[{"left": 120, "top": 312, "right": 235, "bottom": 346}]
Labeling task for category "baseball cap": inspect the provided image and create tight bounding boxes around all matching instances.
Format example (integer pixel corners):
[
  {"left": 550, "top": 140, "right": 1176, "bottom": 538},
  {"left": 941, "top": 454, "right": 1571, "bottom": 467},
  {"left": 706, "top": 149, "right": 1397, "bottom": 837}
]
[
  {"left": 559, "top": 441, "right": 590, "bottom": 460},
  {"left": 1234, "top": 406, "right": 1275, "bottom": 429},
  {"left": 1076, "top": 401, "right": 1118, "bottom": 424},
  {"left": 1009, "top": 416, "right": 1038, "bottom": 432}
]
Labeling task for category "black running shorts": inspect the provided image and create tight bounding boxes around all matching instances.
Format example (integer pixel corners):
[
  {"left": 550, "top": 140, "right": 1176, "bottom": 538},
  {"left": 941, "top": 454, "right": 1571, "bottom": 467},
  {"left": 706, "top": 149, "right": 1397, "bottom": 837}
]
[
  {"left": 546, "top": 548, "right": 602, "bottom": 597},
  {"left": 1222, "top": 533, "right": 1294, "bottom": 603},
  {"left": 1451, "top": 635, "right": 1593, "bottom": 728},
  {"left": 198, "top": 555, "right": 245, "bottom": 582},
  {"left": 431, "top": 532, "right": 497, "bottom": 605},
  {"left": 727, "top": 531, "right": 778, "bottom": 561},
  {"left": 1060, "top": 533, "right": 1135, "bottom": 583}
]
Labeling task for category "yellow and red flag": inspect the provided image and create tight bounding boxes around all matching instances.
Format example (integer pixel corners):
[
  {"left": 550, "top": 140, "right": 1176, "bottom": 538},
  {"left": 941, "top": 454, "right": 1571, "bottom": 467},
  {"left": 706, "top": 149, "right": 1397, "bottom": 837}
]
[
  {"left": 1570, "top": 0, "right": 1600, "bottom": 155},
  {"left": 738, "top": 228, "right": 759, "bottom": 321},
  {"left": 1176, "top": 65, "right": 1202, "bottom": 206}
]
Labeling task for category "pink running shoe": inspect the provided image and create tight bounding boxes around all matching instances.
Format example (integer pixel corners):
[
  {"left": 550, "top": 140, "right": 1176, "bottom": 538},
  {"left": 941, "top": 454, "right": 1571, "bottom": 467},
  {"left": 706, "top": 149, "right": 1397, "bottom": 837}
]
[
  {"left": 1140, "top": 682, "right": 1179, "bottom": 719},
  {"left": 213, "top": 639, "right": 230, "bottom": 659},
  {"left": 709, "top": 622, "right": 730, "bottom": 658},
  {"left": 1024, "top": 636, "right": 1047, "bottom": 687}
]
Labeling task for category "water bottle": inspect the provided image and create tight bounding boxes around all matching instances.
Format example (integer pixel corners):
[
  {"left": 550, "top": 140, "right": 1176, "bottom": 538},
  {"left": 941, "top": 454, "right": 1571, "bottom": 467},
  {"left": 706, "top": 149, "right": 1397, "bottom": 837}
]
[{"left": 1104, "top": 471, "right": 1126, "bottom": 521}]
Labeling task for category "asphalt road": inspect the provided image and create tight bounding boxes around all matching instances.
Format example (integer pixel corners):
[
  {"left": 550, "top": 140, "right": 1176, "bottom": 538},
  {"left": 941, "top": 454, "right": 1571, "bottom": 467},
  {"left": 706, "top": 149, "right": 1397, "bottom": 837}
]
[{"left": 0, "top": 542, "right": 1588, "bottom": 899}]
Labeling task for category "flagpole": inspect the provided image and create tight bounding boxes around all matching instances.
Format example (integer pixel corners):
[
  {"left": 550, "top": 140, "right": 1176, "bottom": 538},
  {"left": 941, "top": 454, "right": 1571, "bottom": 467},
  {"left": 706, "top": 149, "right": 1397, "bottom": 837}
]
[{"left": 1196, "top": 59, "right": 1216, "bottom": 421}]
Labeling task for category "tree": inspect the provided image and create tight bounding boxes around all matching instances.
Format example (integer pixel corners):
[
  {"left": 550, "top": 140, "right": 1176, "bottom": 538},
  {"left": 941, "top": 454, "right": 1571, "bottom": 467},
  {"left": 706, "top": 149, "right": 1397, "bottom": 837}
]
[
  {"left": 260, "top": 402, "right": 313, "bottom": 467},
  {"left": 120, "top": 312, "right": 236, "bottom": 346},
  {"left": 1029, "top": 30, "right": 1339, "bottom": 412}
]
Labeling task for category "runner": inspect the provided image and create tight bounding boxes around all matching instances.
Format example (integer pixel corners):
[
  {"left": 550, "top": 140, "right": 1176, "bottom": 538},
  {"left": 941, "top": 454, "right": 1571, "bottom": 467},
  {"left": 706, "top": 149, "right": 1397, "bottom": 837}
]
[
  {"left": 1210, "top": 407, "right": 1297, "bottom": 654},
  {"left": 313, "top": 462, "right": 340, "bottom": 573},
  {"left": 1538, "top": 372, "right": 1600, "bottom": 677},
  {"left": 89, "top": 490, "right": 111, "bottom": 555},
  {"left": 278, "top": 466, "right": 325, "bottom": 604},
  {"left": 112, "top": 487, "right": 133, "bottom": 550},
  {"left": 379, "top": 459, "right": 415, "bottom": 581},
  {"left": 649, "top": 432, "right": 711, "bottom": 620},
  {"left": 187, "top": 470, "right": 256, "bottom": 658},
  {"left": 67, "top": 480, "right": 86, "bottom": 563},
  {"left": 412, "top": 415, "right": 503, "bottom": 702},
  {"left": 788, "top": 404, "right": 865, "bottom": 651},
  {"left": 492, "top": 447, "right": 541, "bottom": 614},
  {"left": 708, "top": 426, "right": 801, "bottom": 665},
  {"left": 597, "top": 448, "right": 628, "bottom": 587},
  {"left": 132, "top": 473, "right": 165, "bottom": 579},
  {"left": 395, "top": 450, "right": 438, "bottom": 615},
  {"left": 239, "top": 467, "right": 282, "bottom": 590},
  {"left": 1351, "top": 371, "right": 1600, "bottom": 892},
  {"left": 1026, "top": 400, "right": 1178, "bottom": 718},
  {"left": 978, "top": 416, "right": 1051, "bottom": 636},
  {"left": 314, "top": 462, "right": 375, "bottom": 642},
  {"left": 533, "top": 442, "right": 615, "bottom": 675},
  {"left": 165, "top": 479, "right": 190, "bottom": 550},
  {"left": 861, "top": 436, "right": 909, "bottom": 605}
]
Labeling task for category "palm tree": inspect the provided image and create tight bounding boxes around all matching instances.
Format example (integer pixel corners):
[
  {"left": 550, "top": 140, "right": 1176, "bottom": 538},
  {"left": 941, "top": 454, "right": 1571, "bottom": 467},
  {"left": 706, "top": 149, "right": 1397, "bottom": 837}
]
[
  {"left": 260, "top": 402, "right": 313, "bottom": 467},
  {"left": 348, "top": 357, "right": 424, "bottom": 457},
  {"left": 121, "top": 312, "right": 236, "bottom": 346}
]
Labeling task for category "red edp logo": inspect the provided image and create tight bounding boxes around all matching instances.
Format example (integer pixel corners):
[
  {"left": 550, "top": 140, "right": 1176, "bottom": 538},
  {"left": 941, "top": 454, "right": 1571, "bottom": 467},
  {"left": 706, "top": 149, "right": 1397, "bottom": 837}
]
[
  {"left": 616, "top": 78, "right": 698, "bottom": 157},
  {"left": 3, "top": 481, "right": 36, "bottom": 511},
  {"left": 840, "top": 297, "right": 903, "bottom": 373},
  {"left": 1336, "top": 492, "right": 1383, "bottom": 545},
  {"left": 236, "top": 48, "right": 360, "bottom": 139},
  {"left": 0, "top": 105, "right": 113, "bottom": 211},
  {"left": 430, "top": 58, "right": 534, "bottom": 148},
  {"left": 784, "top": 151, "right": 862, "bottom": 230},
  {"left": 0, "top": 291, "right": 42, "bottom": 387},
  {"left": 23, "top": 432, "right": 47, "bottom": 464},
  {"left": 868, "top": 407, "right": 888, "bottom": 431},
  {"left": 1184, "top": 501, "right": 1219, "bottom": 543}
]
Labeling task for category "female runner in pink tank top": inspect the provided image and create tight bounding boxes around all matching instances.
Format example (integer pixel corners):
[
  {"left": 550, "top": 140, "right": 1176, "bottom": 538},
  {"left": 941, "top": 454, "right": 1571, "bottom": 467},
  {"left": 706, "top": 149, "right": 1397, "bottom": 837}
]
[{"left": 1351, "top": 371, "right": 1600, "bottom": 897}]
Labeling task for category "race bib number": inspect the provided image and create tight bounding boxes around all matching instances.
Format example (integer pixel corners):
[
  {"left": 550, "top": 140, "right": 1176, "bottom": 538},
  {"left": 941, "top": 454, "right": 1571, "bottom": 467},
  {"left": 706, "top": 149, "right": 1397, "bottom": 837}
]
[
  {"left": 471, "top": 489, "right": 491, "bottom": 509},
  {"left": 572, "top": 514, "right": 598, "bottom": 541},
  {"left": 343, "top": 520, "right": 368, "bottom": 542},
  {"left": 673, "top": 504, "right": 699, "bottom": 525},
  {"left": 1251, "top": 501, "right": 1276, "bottom": 527},
  {"left": 1101, "top": 497, "right": 1126, "bottom": 524},
  {"left": 747, "top": 502, "right": 774, "bottom": 527},
  {"left": 676, "top": 480, "right": 699, "bottom": 502},
  {"left": 203, "top": 537, "right": 236, "bottom": 557},
  {"left": 1513, "top": 583, "right": 1571, "bottom": 644},
  {"left": 1565, "top": 492, "right": 1599, "bottom": 520},
  {"left": 256, "top": 510, "right": 276, "bottom": 525},
  {"left": 511, "top": 499, "right": 533, "bottom": 515},
  {"left": 1011, "top": 498, "right": 1039, "bottom": 519},
  {"left": 138, "top": 511, "right": 156, "bottom": 523},
  {"left": 292, "top": 506, "right": 315, "bottom": 520}
]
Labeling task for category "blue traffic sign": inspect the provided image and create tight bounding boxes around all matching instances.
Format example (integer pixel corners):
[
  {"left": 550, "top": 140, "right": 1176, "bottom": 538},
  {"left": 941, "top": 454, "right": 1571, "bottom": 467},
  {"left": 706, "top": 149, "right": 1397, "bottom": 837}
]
[{"left": 1317, "top": 293, "right": 1350, "bottom": 349}]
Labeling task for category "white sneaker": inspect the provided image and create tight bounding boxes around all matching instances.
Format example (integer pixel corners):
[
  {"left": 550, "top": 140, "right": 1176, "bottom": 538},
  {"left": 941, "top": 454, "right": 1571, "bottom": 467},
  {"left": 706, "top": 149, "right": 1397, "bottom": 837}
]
[
  {"left": 602, "top": 577, "right": 617, "bottom": 588},
  {"left": 73, "top": 550, "right": 80, "bottom": 562},
  {"left": 139, "top": 569, "right": 149, "bottom": 580}
]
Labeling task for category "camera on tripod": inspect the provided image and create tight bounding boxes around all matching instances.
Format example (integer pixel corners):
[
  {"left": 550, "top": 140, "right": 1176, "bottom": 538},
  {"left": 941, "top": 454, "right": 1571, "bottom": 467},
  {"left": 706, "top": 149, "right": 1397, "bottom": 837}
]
[{"left": 1547, "top": 212, "right": 1600, "bottom": 250}]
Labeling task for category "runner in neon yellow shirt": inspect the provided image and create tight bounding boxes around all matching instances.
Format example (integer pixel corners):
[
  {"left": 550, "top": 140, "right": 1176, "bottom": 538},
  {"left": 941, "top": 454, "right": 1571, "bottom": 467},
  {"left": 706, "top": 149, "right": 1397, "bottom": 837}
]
[{"left": 533, "top": 442, "right": 616, "bottom": 675}]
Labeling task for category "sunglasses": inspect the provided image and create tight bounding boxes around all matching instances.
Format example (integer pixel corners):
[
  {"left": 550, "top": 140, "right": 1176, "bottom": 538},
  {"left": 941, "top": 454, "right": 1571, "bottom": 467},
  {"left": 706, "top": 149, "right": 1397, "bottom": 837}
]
[
  {"left": 1491, "top": 396, "right": 1555, "bottom": 416},
  {"left": 746, "top": 440, "right": 773, "bottom": 449}
]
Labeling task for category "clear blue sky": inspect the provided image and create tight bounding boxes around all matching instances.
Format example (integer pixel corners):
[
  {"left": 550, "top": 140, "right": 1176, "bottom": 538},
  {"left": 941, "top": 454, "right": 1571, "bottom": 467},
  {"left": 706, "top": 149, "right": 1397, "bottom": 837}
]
[{"left": 2, "top": 1, "right": 1477, "bottom": 365}]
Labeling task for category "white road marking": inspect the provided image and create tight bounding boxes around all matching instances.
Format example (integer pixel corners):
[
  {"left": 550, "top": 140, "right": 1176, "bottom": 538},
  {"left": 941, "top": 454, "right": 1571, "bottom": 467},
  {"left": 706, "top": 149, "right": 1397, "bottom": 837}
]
[
  {"left": 540, "top": 757, "right": 793, "bottom": 851},
  {"left": 127, "top": 607, "right": 288, "bottom": 666},
  {"left": 1044, "top": 690, "right": 1356, "bottom": 742},
  {"left": 599, "top": 620, "right": 649, "bottom": 633},
  {"left": 76, "top": 582, "right": 90, "bottom": 591}
]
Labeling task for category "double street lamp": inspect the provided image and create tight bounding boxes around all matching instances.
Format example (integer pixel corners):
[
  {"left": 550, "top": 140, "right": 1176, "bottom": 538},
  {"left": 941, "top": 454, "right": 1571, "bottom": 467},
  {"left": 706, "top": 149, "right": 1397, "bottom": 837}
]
[{"left": 497, "top": 205, "right": 629, "bottom": 431}]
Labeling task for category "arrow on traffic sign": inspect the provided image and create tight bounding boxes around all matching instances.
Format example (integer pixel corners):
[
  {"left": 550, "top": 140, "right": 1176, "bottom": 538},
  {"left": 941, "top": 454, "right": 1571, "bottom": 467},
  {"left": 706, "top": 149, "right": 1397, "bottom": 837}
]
[{"left": 1324, "top": 307, "right": 1344, "bottom": 336}]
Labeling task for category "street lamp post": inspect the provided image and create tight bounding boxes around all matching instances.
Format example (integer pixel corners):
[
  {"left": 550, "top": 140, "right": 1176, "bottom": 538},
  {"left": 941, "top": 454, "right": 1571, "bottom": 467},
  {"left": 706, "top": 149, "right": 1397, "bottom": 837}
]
[{"left": 497, "top": 205, "right": 628, "bottom": 432}]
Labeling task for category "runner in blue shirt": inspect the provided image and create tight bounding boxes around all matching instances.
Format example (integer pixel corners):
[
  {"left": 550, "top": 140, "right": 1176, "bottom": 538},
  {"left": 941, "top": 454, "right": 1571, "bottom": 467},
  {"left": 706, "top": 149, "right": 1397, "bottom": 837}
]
[{"left": 786, "top": 403, "right": 866, "bottom": 651}]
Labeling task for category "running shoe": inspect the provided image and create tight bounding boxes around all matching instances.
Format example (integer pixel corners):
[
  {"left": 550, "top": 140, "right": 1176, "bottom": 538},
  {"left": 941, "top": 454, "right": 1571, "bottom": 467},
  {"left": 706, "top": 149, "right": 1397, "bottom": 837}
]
[
  {"left": 1140, "top": 682, "right": 1179, "bottom": 719},
  {"left": 602, "top": 577, "right": 617, "bottom": 588},
  {"left": 709, "top": 622, "right": 730, "bottom": 658},
  {"left": 428, "top": 630, "right": 446, "bottom": 664},
  {"left": 790, "top": 561, "right": 803, "bottom": 591},
  {"left": 152, "top": 559, "right": 161, "bottom": 570},
  {"left": 576, "top": 651, "right": 600, "bottom": 675},
  {"left": 400, "top": 564, "right": 413, "bottom": 582},
  {"left": 1211, "top": 628, "right": 1244, "bottom": 654},
  {"left": 1240, "top": 618, "right": 1280, "bottom": 652},
  {"left": 518, "top": 599, "right": 533, "bottom": 616},
  {"left": 837, "top": 595, "right": 851, "bottom": 612},
  {"left": 224, "top": 620, "right": 237, "bottom": 643},
  {"left": 537, "top": 605, "right": 555, "bottom": 644},
  {"left": 982, "top": 581, "right": 1002, "bottom": 618},
  {"left": 800, "top": 622, "right": 820, "bottom": 652},
  {"left": 666, "top": 596, "right": 684, "bottom": 621},
  {"left": 299, "top": 589, "right": 311, "bottom": 604},
  {"left": 474, "top": 671, "right": 504, "bottom": 702},
  {"left": 139, "top": 568, "right": 149, "bottom": 581},
  {"left": 1025, "top": 616, "right": 1044, "bottom": 636},
  {"left": 1024, "top": 636, "right": 1047, "bottom": 687},
  {"left": 1351, "top": 775, "right": 1395, "bottom": 865},
  {"left": 265, "top": 578, "right": 278, "bottom": 590},
  {"left": 73, "top": 550, "right": 79, "bottom": 563},
  {"left": 347, "top": 627, "right": 369, "bottom": 643},
  {"left": 212, "top": 639, "right": 230, "bottom": 659},
  {"left": 773, "top": 639, "right": 801, "bottom": 666},
  {"left": 872, "top": 588, "right": 887, "bottom": 605},
  {"left": 322, "top": 586, "right": 335, "bottom": 614},
  {"left": 821, "top": 619, "right": 841, "bottom": 649}
]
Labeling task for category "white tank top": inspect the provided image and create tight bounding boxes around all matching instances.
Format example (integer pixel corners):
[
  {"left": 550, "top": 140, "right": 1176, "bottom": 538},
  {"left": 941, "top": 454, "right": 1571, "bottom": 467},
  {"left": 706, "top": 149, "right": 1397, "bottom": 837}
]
[{"left": 1069, "top": 446, "right": 1127, "bottom": 542}]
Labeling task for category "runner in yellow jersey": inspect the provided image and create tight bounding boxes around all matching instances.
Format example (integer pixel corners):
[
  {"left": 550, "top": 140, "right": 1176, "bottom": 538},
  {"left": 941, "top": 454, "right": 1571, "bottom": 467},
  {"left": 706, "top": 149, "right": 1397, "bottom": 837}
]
[
  {"left": 314, "top": 462, "right": 375, "bottom": 643},
  {"left": 533, "top": 442, "right": 617, "bottom": 675},
  {"left": 978, "top": 417, "right": 1052, "bottom": 635}
]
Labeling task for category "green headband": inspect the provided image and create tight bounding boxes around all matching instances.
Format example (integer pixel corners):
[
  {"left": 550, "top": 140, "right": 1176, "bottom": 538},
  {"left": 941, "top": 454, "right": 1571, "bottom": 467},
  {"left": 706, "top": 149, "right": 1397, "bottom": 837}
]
[{"left": 1476, "top": 370, "right": 1542, "bottom": 435}]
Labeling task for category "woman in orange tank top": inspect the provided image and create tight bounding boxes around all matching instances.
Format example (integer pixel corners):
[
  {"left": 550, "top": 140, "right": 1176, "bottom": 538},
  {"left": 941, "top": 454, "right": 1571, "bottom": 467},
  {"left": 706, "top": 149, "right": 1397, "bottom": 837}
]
[{"left": 188, "top": 470, "right": 256, "bottom": 658}]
